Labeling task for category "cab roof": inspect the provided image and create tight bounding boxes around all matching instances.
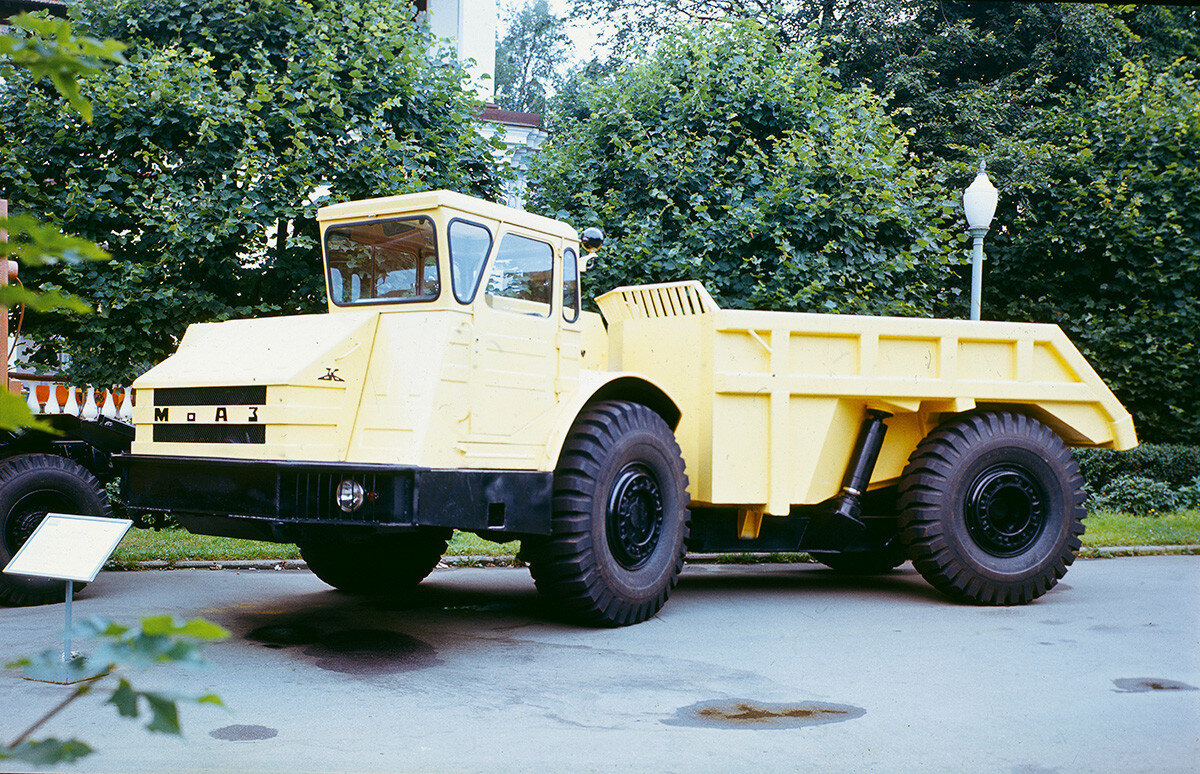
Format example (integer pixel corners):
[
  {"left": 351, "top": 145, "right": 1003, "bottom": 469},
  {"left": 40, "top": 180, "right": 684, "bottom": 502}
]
[{"left": 316, "top": 190, "right": 580, "bottom": 242}]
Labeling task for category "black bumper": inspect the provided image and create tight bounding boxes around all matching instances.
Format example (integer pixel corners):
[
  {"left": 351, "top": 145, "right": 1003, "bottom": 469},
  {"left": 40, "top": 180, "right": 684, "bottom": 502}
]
[{"left": 117, "top": 454, "right": 552, "bottom": 543}]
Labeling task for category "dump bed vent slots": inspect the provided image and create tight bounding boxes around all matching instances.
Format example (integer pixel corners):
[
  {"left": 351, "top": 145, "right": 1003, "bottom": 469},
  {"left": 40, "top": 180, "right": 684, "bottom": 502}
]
[{"left": 595, "top": 281, "right": 719, "bottom": 323}]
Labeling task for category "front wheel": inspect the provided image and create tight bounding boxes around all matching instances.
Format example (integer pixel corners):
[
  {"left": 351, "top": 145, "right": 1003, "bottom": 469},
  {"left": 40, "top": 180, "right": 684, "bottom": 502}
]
[
  {"left": 525, "top": 401, "right": 690, "bottom": 627},
  {"left": 0, "top": 454, "right": 112, "bottom": 606},
  {"left": 299, "top": 529, "right": 450, "bottom": 594},
  {"left": 898, "top": 411, "right": 1086, "bottom": 605}
]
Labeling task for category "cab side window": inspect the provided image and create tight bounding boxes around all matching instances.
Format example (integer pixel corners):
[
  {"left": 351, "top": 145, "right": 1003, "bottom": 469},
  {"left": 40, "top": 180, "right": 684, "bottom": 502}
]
[
  {"left": 449, "top": 219, "right": 493, "bottom": 303},
  {"left": 484, "top": 233, "right": 553, "bottom": 317},
  {"left": 562, "top": 247, "right": 580, "bottom": 323}
]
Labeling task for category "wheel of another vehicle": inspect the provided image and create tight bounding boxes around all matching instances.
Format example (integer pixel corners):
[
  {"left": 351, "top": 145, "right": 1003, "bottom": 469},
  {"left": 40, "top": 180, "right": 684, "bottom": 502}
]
[
  {"left": 897, "top": 411, "right": 1086, "bottom": 605},
  {"left": 0, "top": 453, "right": 112, "bottom": 607},
  {"left": 299, "top": 529, "right": 450, "bottom": 594},
  {"left": 811, "top": 539, "right": 907, "bottom": 574},
  {"left": 524, "top": 400, "right": 690, "bottom": 627}
]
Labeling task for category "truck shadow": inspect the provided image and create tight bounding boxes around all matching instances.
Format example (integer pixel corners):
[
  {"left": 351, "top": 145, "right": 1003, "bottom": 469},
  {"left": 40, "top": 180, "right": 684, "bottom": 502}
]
[
  {"left": 217, "top": 563, "right": 948, "bottom": 653},
  {"left": 675, "top": 564, "right": 948, "bottom": 604}
]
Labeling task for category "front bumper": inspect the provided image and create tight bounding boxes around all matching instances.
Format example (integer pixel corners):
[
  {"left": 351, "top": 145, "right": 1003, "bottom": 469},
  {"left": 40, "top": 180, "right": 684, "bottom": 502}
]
[{"left": 117, "top": 454, "right": 552, "bottom": 543}]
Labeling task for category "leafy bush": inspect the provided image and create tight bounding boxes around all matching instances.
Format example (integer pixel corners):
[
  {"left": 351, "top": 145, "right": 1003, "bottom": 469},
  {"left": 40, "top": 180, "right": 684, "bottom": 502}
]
[
  {"left": 986, "top": 60, "right": 1200, "bottom": 443},
  {"left": 1178, "top": 477, "right": 1200, "bottom": 510},
  {"left": 1, "top": 0, "right": 505, "bottom": 386},
  {"left": 1074, "top": 444, "right": 1200, "bottom": 491},
  {"left": 1090, "top": 475, "right": 1183, "bottom": 516},
  {"left": 528, "top": 22, "right": 960, "bottom": 318}
]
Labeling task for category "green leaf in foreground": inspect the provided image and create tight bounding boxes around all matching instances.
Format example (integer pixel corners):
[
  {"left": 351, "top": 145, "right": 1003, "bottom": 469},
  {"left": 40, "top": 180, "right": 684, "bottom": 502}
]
[
  {"left": 0, "top": 215, "right": 110, "bottom": 268},
  {"left": 6, "top": 616, "right": 229, "bottom": 766},
  {"left": 0, "top": 391, "right": 57, "bottom": 434},
  {"left": 0, "top": 13, "right": 126, "bottom": 121},
  {"left": 0, "top": 739, "right": 95, "bottom": 766}
]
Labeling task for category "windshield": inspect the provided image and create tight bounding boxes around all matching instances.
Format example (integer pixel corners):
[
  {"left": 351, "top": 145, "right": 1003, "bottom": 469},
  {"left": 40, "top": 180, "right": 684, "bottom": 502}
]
[{"left": 325, "top": 216, "right": 439, "bottom": 305}]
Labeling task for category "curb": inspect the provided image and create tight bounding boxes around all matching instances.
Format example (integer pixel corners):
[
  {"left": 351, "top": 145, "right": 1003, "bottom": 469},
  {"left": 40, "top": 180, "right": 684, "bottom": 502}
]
[{"left": 104, "top": 546, "right": 1200, "bottom": 572}]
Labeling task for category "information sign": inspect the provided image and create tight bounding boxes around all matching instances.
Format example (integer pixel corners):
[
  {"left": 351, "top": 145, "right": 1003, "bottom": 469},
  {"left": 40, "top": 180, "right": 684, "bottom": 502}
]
[{"left": 3, "top": 513, "right": 132, "bottom": 583}]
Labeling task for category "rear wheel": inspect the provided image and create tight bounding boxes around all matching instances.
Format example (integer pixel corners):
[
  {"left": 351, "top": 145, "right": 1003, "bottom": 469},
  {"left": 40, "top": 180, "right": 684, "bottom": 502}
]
[
  {"left": 299, "top": 529, "right": 450, "bottom": 594},
  {"left": 898, "top": 412, "right": 1085, "bottom": 605},
  {"left": 525, "top": 401, "right": 690, "bottom": 627},
  {"left": 0, "top": 454, "right": 112, "bottom": 606}
]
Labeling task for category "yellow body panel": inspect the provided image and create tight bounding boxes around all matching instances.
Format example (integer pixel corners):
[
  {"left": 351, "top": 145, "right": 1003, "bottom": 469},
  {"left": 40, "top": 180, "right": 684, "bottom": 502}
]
[
  {"left": 132, "top": 191, "right": 1135, "bottom": 522},
  {"left": 597, "top": 281, "right": 1136, "bottom": 516}
]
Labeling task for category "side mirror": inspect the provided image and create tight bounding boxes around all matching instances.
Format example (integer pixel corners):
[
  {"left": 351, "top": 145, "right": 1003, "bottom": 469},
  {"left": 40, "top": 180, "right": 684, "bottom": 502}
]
[
  {"left": 581, "top": 227, "right": 604, "bottom": 252},
  {"left": 580, "top": 227, "right": 603, "bottom": 271}
]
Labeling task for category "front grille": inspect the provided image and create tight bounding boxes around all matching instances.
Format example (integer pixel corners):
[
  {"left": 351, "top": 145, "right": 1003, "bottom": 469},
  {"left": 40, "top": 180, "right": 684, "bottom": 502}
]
[
  {"left": 280, "top": 469, "right": 404, "bottom": 523},
  {"left": 153, "top": 424, "right": 266, "bottom": 444},
  {"left": 155, "top": 386, "right": 267, "bottom": 406}
]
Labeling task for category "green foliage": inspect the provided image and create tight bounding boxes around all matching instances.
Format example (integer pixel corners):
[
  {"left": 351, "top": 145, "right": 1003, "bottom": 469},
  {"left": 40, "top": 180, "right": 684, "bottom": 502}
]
[
  {"left": 569, "top": 0, "right": 840, "bottom": 51},
  {"left": 1075, "top": 444, "right": 1200, "bottom": 492},
  {"left": 1178, "top": 478, "right": 1200, "bottom": 511},
  {"left": 1090, "top": 475, "right": 1183, "bottom": 517},
  {"left": 985, "top": 60, "right": 1200, "bottom": 443},
  {"left": 0, "top": 14, "right": 121, "bottom": 432},
  {"left": 529, "top": 22, "right": 959, "bottom": 316},
  {"left": 2, "top": 616, "right": 228, "bottom": 767},
  {"left": 495, "top": 0, "right": 572, "bottom": 114},
  {"left": 0, "top": 13, "right": 126, "bottom": 121},
  {"left": 2, "top": 0, "right": 506, "bottom": 386},
  {"left": 824, "top": 2, "right": 1159, "bottom": 163}
]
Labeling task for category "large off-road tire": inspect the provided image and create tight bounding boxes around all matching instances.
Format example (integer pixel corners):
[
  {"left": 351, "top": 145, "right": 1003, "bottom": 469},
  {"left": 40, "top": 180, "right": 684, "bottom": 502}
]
[
  {"left": 898, "top": 411, "right": 1086, "bottom": 605},
  {"left": 525, "top": 401, "right": 690, "bottom": 627},
  {"left": 0, "top": 453, "right": 112, "bottom": 607},
  {"left": 299, "top": 529, "right": 450, "bottom": 594},
  {"left": 811, "top": 539, "right": 907, "bottom": 574}
]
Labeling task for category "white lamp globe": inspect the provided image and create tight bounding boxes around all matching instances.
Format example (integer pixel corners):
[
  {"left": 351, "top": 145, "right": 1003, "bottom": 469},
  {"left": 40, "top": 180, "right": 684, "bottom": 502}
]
[{"left": 962, "top": 161, "right": 998, "bottom": 231}]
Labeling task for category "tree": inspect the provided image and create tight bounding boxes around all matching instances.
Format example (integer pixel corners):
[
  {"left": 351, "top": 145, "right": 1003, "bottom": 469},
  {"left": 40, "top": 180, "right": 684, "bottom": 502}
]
[
  {"left": 495, "top": 0, "right": 572, "bottom": 114},
  {"left": 983, "top": 60, "right": 1200, "bottom": 444},
  {"left": 0, "top": 12, "right": 124, "bottom": 430},
  {"left": 0, "top": 0, "right": 507, "bottom": 386},
  {"left": 528, "top": 22, "right": 959, "bottom": 317},
  {"left": 568, "top": 0, "right": 848, "bottom": 50},
  {"left": 824, "top": 2, "right": 1199, "bottom": 163},
  {"left": 568, "top": 1, "right": 1199, "bottom": 164}
]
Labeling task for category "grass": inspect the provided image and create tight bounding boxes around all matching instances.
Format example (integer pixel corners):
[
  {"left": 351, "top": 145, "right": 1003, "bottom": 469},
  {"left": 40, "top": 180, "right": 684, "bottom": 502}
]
[
  {"left": 1081, "top": 509, "right": 1200, "bottom": 547},
  {"left": 109, "top": 528, "right": 518, "bottom": 564},
  {"left": 107, "top": 510, "right": 1200, "bottom": 565}
]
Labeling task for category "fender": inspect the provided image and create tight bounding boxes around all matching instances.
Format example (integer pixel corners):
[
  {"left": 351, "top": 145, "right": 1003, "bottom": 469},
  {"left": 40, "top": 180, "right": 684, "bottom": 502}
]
[{"left": 539, "top": 371, "right": 682, "bottom": 470}]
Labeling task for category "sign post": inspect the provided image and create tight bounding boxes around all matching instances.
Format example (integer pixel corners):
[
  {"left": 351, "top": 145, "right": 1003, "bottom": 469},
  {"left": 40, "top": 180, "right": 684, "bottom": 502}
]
[{"left": 3, "top": 513, "right": 133, "bottom": 683}]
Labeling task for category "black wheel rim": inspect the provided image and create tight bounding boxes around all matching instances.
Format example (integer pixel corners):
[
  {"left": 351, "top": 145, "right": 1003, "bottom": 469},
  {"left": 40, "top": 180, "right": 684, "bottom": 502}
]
[
  {"left": 3, "top": 489, "right": 73, "bottom": 554},
  {"left": 964, "top": 464, "right": 1048, "bottom": 557},
  {"left": 605, "top": 462, "right": 664, "bottom": 571}
]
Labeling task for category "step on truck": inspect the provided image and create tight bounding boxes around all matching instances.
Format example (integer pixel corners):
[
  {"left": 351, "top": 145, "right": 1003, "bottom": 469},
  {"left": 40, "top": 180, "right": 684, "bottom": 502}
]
[{"left": 117, "top": 190, "right": 1136, "bottom": 626}]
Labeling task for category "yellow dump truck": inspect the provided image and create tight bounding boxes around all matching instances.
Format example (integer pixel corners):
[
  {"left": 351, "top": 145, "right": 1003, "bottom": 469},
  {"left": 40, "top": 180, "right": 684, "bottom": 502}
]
[{"left": 119, "top": 190, "right": 1136, "bottom": 626}]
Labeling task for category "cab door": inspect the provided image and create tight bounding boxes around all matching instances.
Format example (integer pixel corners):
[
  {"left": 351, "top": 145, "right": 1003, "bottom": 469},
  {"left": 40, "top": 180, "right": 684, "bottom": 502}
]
[{"left": 468, "top": 228, "right": 562, "bottom": 453}]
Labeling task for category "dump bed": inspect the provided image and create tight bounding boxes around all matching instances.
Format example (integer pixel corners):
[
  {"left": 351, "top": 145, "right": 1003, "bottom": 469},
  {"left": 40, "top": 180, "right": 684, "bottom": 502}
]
[{"left": 597, "top": 281, "right": 1136, "bottom": 517}]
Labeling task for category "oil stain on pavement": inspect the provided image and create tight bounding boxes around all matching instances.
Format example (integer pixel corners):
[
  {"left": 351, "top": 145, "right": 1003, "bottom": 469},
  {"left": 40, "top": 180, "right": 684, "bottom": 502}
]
[
  {"left": 663, "top": 699, "right": 865, "bottom": 729},
  {"left": 210, "top": 725, "right": 279, "bottom": 741},
  {"left": 1112, "top": 677, "right": 1197, "bottom": 693},
  {"left": 246, "top": 624, "right": 440, "bottom": 675}
]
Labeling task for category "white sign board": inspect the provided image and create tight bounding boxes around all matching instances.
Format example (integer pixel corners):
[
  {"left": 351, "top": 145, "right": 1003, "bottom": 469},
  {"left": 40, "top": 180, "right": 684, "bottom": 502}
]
[{"left": 3, "top": 513, "right": 132, "bottom": 583}]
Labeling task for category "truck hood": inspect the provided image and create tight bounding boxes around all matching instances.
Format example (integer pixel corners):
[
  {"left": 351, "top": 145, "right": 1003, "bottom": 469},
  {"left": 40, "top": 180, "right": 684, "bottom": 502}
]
[{"left": 134, "top": 311, "right": 379, "bottom": 388}]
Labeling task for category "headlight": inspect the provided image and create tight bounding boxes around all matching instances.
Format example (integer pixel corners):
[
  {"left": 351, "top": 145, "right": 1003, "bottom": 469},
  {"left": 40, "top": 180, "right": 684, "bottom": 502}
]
[{"left": 336, "top": 479, "right": 365, "bottom": 512}]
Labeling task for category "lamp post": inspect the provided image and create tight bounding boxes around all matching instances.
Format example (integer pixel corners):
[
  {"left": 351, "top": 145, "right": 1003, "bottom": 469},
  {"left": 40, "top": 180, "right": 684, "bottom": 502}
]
[{"left": 962, "top": 160, "right": 998, "bottom": 321}]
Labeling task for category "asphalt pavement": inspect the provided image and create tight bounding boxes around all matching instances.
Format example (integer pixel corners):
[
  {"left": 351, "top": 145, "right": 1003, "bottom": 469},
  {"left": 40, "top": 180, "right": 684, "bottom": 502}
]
[{"left": 1, "top": 556, "right": 1198, "bottom": 773}]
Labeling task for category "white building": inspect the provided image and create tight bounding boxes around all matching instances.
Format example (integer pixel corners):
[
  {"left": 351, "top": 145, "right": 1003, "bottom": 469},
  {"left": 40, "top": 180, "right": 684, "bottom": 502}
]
[{"left": 420, "top": 0, "right": 548, "bottom": 207}]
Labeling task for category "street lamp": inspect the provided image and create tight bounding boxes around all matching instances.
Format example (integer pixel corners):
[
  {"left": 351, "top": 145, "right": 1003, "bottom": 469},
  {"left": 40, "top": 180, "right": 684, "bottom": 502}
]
[{"left": 962, "top": 160, "right": 998, "bottom": 321}]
